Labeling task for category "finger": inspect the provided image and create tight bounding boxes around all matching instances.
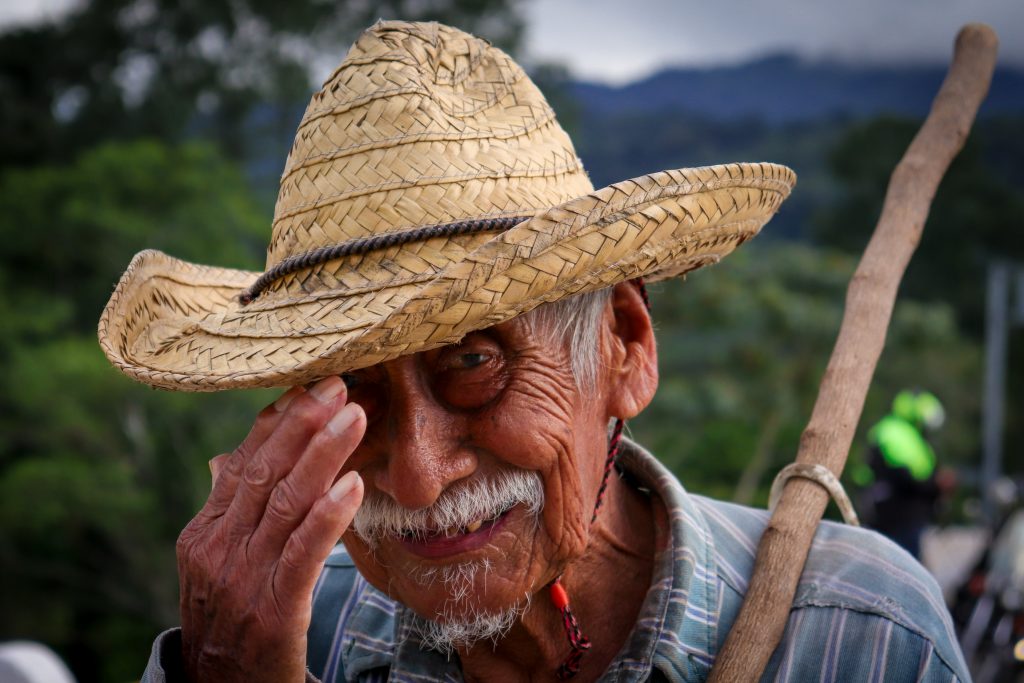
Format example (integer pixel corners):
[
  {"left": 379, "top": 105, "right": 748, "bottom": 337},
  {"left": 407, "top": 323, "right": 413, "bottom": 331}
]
[
  {"left": 249, "top": 402, "right": 366, "bottom": 560},
  {"left": 198, "top": 453, "right": 236, "bottom": 519},
  {"left": 218, "top": 386, "right": 308, "bottom": 480},
  {"left": 183, "top": 455, "right": 239, "bottom": 533},
  {"left": 197, "top": 387, "right": 308, "bottom": 522},
  {"left": 233, "top": 386, "right": 308, "bottom": 467},
  {"left": 210, "top": 454, "right": 228, "bottom": 487},
  {"left": 273, "top": 471, "right": 364, "bottom": 608},
  {"left": 223, "top": 377, "right": 348, "bottom": 536}
]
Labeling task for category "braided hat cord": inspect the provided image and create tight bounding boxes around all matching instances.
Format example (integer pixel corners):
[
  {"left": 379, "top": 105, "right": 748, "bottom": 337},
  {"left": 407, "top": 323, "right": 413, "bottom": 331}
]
[{"left": 239, "top": 215, "right": 530, "bottom": 305}]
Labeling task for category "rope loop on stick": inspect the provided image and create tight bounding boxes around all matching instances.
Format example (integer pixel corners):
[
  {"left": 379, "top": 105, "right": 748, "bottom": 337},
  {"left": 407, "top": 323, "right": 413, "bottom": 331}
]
[{"left": 768, "top": 463, "right": 860, "bottom": 527}]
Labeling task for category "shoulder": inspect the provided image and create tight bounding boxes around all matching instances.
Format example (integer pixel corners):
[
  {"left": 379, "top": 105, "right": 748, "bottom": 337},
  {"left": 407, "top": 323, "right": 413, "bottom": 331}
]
[
  {"left": 692, "top": 496, "right": 970, "bottom": 681},
  {"left": 307, "top": 545, "right": 398, "bottom": 683}
]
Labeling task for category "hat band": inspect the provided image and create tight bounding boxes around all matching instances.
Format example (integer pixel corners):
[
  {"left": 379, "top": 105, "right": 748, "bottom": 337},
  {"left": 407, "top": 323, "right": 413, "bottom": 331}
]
[{"left": 239, "top": 215, "right": 531, "bottom": 305}]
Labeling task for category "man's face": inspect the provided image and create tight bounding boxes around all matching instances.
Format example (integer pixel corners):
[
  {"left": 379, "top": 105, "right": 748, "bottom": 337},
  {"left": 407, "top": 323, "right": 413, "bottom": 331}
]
[{"left": 337, "top": 309, "right": 615, "bottom": 632}]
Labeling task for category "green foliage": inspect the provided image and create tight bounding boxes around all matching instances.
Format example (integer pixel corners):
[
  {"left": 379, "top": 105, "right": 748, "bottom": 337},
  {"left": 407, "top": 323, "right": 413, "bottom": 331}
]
[
  {"left": 813, "top": 116, "right": 1024, "bottom": 477},
  {"left": 630, "top": 242, "right": 981, "bottom": 508},
  {"left": 0, "top": 2, "right": 1014, "bottom": 679},
  {"left": 814, "top": 116, "right": 1024, "bottom": 335},
  {"left": 0, "top": 139, "right": 274, "bottom": 681},
  {"left": 0, "top": 140, "right": 267, "bottom": 331},
  {"left": 0, "top": 2, "right": 525, "bottom": 679},
  {"left": 0, "top": 0, "right": 525, "bottom": 166}
]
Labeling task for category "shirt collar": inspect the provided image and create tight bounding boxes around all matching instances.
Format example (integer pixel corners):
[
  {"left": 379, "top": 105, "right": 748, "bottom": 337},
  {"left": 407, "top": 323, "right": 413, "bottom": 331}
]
[
  {"left": 606, "top": 439, "right": 721, "bottom": 682},
  {"left": 342, "top": 438, "right": 721, "bottom": 682}
]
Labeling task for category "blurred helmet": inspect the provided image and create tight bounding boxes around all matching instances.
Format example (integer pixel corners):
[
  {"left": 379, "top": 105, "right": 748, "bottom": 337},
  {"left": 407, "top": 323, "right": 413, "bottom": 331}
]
[{"left": 892, "top": 390, "right": 945, "bottom": 431}]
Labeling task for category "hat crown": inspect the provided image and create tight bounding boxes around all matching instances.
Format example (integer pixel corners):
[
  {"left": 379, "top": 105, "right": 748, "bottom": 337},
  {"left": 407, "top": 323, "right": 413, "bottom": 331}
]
[
  {"left": 98, "top": 22, "right": 796, "bottom": 392},
  {"left": 267, "top": 21, "right": 593, "bottom": 269}
]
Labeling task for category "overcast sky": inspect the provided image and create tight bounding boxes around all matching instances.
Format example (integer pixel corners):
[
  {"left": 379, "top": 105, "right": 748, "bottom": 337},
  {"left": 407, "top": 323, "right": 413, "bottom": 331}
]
[
  {"left": 524, "top": 0, "right": 1024, "bottom": 83},
  {"left": 3, "top": 0, "right": 1023, "bottom": 85}
]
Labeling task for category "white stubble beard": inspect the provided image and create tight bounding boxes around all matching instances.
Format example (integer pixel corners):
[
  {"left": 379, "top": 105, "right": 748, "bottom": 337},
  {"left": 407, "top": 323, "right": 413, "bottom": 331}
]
[{"left": 352, "top": 469, "right": 545, "bottom": 653}]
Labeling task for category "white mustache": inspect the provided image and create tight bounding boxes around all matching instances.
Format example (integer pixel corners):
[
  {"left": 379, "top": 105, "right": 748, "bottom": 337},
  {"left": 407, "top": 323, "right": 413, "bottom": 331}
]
[{"left": 352, "top": 469, "right": 544, "bottom": 546}]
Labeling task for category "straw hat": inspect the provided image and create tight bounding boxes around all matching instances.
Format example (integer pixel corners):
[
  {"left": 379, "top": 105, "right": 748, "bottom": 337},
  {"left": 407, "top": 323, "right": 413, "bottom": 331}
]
[{"left": 98, "top": 21, "right": 796, "bottom": 392}]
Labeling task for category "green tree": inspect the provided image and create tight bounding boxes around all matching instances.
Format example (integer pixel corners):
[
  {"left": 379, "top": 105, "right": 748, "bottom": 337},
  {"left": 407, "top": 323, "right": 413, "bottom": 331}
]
[
  {"left": 0, "top": 140, "right": 267, "bottom": 331},
  {"left": 0, "top": 0, "right": 526, "bottom": 166},
  {"left": 631, "top": 242, "right": 981, "bottom": 508},
  {"left": 813, "top": 115, "right": 1024, "bottom": 482},
  {"left": 0, "top": 140, "right": 274, "bottom": 682},
  {"left": 0, "top": 4, "right": 526, "bottom": 678},
  {"left": 814, "top": 116, "right": 1024, "bottom": 335}
]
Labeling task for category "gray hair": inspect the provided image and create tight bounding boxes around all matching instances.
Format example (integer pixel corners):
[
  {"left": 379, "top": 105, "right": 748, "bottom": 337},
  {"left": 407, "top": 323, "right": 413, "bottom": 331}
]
[{"left": 525, "top": 288, "right": 614, "bottom": 389}]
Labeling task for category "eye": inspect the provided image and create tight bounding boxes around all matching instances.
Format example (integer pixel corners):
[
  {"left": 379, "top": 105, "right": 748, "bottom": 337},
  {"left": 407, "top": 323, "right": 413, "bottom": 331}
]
[
  {"left": 452, "top": 352, "right": 489, "bottom": 369},
  {"left": 431, "top": 337, "right": 507, "bottom": 410},
  {"left": 438, "top": 348, "right": 495, "bottom": 373},
  {"left": 337, "top": 370, "right": 384, "bottom": 423}
]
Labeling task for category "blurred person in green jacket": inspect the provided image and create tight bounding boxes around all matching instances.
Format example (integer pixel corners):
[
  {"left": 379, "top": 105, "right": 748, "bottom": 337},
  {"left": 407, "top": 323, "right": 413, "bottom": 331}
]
[{"left": 854, "top": 390, "right": 952, "bottom": 558}]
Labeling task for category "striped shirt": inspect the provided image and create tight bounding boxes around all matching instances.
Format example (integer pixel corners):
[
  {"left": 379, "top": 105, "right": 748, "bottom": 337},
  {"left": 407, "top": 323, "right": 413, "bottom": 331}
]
[{"left": 144, "top": 439, "right": 970, "bottom": 682}]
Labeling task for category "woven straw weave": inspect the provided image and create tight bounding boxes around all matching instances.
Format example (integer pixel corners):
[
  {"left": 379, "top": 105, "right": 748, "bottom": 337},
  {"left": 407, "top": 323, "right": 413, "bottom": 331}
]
[{"left": 98, "top": 21, "right": 796, "bottom": 391}]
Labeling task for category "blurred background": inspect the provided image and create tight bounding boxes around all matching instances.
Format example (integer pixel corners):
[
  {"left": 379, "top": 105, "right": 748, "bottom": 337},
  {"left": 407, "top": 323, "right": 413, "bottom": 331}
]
[{"left": 0, "top": 1, "right": 1021, "bottom": 680}]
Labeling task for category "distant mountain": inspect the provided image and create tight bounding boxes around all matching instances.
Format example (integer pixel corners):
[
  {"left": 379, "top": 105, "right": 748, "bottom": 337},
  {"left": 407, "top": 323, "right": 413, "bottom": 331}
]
[
  {"left": 240, "top": 54, "right": 1023, "bottom": 243},
  {"left": 569, "top": 55, "right": 1024, "bottom": 123}
]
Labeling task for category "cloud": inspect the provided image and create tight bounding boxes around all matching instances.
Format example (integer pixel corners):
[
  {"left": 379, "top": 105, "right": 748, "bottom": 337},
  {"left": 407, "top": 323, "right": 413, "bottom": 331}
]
[{"left": 525, "top": 0, "right": 1024, "bottom": 83}]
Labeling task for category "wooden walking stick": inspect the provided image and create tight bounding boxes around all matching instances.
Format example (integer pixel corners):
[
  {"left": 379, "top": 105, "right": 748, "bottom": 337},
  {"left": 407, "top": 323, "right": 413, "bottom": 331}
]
[{"left": 708, "top": 23, "right": 999, "bottom": 683}]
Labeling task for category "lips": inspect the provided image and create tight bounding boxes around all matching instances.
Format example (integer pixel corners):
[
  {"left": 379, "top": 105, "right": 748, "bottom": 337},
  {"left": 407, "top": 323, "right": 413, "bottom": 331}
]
[{"left": 398, "top": 506, "right": 517, "bottom": 559}]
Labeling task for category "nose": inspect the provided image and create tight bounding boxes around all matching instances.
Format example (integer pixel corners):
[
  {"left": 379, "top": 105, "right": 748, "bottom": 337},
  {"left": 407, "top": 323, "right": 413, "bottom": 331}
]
[{"left": 370, "top": 358, "right": 478, "bottom": 509}]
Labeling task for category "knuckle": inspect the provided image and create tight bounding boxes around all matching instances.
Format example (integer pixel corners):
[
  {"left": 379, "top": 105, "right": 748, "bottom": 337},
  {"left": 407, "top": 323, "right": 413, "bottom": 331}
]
[
  {"left": 266, "top": 479, "right": 303, "bottom": 524},
  {"left": 177, "top": 526, "right": 211, "bottom": 569},
  {"left": 293, "top": 403, "right": 326, "bottom": 431},
  {"left": 242, "top": 457, "right": 275, "bottom": 490},
  {"left": 280, "top": 533, "right": 309, "bottom": 572},
  {"left": 222, "top": 452, "right": 245, "bottom": 477},
  {"left": 257, "top": 402, "right": 279, "bottom": 420},
  {"left": 175, "top": 538, "right": 191, "bottom": 565},
  {"left": 233, "top": 439, "right": 255, "bottom": 462},
  {"left": 177, "top": 522, "right": 201, "bottom": 557}
]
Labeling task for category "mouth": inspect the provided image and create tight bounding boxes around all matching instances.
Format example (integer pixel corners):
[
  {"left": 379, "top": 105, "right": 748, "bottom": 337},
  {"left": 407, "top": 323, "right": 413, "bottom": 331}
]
[{"left": 397, "top": 505, "right": 518, "bottom": 559}]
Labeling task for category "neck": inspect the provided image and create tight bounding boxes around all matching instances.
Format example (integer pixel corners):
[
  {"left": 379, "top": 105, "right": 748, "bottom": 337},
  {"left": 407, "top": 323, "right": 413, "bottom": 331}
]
[{"left": 457, "top": 469, "right": 659, "bottom": 683}]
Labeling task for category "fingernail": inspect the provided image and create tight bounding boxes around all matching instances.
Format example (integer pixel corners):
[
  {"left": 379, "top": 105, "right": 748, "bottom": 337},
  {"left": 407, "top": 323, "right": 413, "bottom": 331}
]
[
  {"left": 309, "top": 376, "right": 345, "bottom": 404},
  {"left": 274, "top": 387, "right": 303, "bottom": 412},
  {"left": 326, "top": 402, "right": 361, "bottom": 436},
  {"left": 329, "top": 471, "right": 362, "bottom": 502},
  {"left": 209, "top": 455, "right": 225, "bottom": 486}
]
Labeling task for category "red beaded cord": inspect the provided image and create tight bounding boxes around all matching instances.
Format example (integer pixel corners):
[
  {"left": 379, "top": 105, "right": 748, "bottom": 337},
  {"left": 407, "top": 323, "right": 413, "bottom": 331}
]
[
  {"left": 551, "top": 578, "right": 592, "bottom": 680},
  {"left": 591, "top": 419, "right": 624, "bottom": 524},
  {"left": 550, "top": 278, "right": 650, "bottom": 679}
]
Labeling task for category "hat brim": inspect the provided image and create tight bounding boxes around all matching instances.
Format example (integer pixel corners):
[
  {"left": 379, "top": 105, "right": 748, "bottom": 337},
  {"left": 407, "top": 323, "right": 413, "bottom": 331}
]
[{"left": 98, "top": 162, "right": 795, "bottom": 391}]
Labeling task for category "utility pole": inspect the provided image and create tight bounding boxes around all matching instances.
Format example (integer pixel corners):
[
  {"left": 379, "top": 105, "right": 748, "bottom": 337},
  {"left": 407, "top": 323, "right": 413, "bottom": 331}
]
[{"left": 982, "top": 260, "right": 1024, "bottom": 521}]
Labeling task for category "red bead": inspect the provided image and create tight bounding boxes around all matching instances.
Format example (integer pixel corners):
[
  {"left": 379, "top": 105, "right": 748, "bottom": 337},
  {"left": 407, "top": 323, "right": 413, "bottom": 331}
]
[{"left": 550, "top": 581, "right": 570, "bottom": 610}]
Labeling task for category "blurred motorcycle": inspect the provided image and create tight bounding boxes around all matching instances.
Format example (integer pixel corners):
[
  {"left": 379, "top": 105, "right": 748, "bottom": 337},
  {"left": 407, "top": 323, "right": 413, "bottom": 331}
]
[{"left": 953, "top": 479, "right": 1024, "bottom": 683}]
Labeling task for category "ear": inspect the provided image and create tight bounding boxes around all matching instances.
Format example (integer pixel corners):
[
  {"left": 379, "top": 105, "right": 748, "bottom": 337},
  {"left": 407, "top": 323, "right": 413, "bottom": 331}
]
[{"left": 601, "top": 281, "right": 659, "bottom": 420}]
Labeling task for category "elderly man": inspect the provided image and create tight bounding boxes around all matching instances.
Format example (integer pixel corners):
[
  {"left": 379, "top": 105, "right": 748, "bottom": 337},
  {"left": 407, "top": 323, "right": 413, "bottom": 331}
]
[{"left": 100, "top": 21, "right": 969, "bottom": 683}]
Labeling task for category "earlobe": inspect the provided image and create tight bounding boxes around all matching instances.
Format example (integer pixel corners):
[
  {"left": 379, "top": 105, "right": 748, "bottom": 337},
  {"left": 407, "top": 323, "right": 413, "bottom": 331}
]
[{"left": 603, "top": 282, "right": 659, "bottom": 420}]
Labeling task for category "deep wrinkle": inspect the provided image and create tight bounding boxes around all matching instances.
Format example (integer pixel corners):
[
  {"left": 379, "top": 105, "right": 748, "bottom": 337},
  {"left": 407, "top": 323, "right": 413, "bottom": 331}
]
[{"left": 340, "top": 283, "right": 659, "bottom": 681}]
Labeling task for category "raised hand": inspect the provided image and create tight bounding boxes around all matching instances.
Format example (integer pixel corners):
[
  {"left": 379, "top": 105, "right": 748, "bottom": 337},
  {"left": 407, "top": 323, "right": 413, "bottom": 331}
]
[{"left": 175, "top": 377, "right": 366, "bottom": 682}]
